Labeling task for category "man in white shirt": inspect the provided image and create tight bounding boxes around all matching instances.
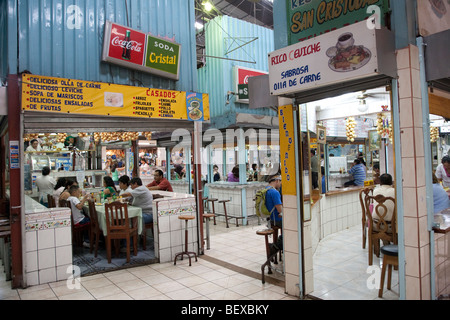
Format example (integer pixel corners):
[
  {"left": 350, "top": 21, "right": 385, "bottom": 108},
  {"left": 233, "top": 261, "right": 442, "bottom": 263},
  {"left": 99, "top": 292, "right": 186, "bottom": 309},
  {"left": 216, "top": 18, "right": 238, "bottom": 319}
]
[
  {"left": 35, "top": 166, "right": 56, "bottom": 207},
  {"left": 435, "top": 156, "right": 450, "bottom": 188},
  {"left": 121, "top": 177, "right": 153, "bottom": 224},
  {"left": 372, "top": 173, "right": 396, "bottom": 223}
]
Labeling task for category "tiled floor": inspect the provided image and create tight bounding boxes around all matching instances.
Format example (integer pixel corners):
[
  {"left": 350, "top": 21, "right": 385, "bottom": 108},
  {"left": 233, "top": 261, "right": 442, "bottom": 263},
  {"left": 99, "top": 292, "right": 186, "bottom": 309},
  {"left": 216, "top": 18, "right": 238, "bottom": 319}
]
[
  {"left": 311, "top": 225, "right": 399, "bottom": 300},
  {"left": 0, "top": 216, "right": 399, "bottom": 300}
]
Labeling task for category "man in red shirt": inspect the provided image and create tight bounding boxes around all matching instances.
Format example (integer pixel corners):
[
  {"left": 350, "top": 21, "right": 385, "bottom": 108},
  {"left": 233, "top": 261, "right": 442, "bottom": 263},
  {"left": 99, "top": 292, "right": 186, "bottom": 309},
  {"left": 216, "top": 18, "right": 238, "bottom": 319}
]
[{"left": 146, "top": 169, "right": 173, "bottom": 192}]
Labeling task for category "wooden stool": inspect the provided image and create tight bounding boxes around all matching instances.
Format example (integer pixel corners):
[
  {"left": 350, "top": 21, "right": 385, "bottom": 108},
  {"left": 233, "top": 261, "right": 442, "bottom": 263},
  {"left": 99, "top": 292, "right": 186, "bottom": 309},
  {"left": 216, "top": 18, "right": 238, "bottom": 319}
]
[
  {"left": 218, "top": 200, "right": 231, "bottom": 228},
  {"left": 207, "top": 198, "right": 218, "bottom": 225},
  {"left": 379, "top": 244, "right": 398, "bottom": 298},
  {"left": 202, "top": 213, "right": 215, "bottom": 250},
  {"left": 174, "top": 215, "right": 198, "bottom": 266},
  {"left": 271, "top": 223, "right": 283, "bottom": 264},
  {"left": 256, "top": 229, "right": 274, "bottom": 275}
]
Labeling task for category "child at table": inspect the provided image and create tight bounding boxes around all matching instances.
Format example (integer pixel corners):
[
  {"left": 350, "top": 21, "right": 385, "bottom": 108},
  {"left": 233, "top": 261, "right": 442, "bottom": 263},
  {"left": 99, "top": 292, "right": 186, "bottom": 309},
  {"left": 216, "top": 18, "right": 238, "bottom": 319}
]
[{"left": 67, "top": 185, "right": 91, "bottom": 226}]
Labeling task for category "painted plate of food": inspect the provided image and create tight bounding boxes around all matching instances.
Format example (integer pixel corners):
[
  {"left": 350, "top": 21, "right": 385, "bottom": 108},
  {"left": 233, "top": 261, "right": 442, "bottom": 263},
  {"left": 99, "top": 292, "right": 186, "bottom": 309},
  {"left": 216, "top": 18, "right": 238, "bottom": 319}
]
[
  {"left": 188, "top": 108, "right": 203, "bottom": 121},
  {"left": 328, "top": 45, "right": 372, "bottom": 73}
]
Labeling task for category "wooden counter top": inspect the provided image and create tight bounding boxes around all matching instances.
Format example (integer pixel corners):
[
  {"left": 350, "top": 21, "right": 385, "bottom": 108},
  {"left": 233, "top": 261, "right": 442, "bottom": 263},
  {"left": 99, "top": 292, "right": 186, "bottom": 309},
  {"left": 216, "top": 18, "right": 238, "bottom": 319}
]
[{"left": 325, "top": 186, "right": 372, "bottom": 196}]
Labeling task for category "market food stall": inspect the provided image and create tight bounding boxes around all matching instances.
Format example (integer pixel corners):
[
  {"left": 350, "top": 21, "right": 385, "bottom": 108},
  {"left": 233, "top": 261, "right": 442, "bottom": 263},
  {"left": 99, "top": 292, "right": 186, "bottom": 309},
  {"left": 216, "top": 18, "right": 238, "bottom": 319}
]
[{"left": 17, "top": 73, "right": 210, "bottom": 285}]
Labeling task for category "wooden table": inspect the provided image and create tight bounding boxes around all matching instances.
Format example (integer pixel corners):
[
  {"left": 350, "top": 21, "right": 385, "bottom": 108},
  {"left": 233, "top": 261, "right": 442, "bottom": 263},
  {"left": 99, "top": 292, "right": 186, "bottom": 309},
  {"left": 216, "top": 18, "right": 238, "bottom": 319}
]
[{"left": 84, "top": 203, "right": 143, "bottom": 236}]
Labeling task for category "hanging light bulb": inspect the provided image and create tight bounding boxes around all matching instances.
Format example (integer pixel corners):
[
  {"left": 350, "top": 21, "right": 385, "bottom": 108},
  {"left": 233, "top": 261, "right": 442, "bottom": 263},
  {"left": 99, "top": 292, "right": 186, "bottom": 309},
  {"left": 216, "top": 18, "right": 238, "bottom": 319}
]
[
  {"left": 357, "top": 99, "right": 369, "bottom": 113},
  {"left": 202, "top": 1, "right": 213, "bottom": 12}
]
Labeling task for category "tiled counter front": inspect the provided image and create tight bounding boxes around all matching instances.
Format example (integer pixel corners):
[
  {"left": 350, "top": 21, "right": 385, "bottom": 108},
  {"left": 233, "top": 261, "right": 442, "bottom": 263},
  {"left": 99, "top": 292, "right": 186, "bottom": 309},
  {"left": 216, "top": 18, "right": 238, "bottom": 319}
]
[
  {"left": 153, "top": 196, "right": 198, "bottom": 263},
  {"left": 434, "top": 231, "right": 450, "bottom": 298},
  {"left": 25, "top": 196, "right": 72, "bottom": 286},
  {"left": 206, "top": 182, "right": 268, "bottom": 223},
  {"left": 310, "top": 188, "right": 362, "bottom": 256}
]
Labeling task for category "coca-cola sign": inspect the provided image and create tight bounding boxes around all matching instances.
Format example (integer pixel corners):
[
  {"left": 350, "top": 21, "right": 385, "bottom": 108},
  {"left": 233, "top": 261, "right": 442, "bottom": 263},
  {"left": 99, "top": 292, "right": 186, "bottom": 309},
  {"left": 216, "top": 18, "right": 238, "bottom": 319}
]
[
  {"left": 234, "top": 66, "right": 268, "bottom": 104},
  {"left": 104, "top": 22, "right": 146, "bottom": 65},
  {"left": 102, "top": 21, "right": 181, "bottom": 80}
]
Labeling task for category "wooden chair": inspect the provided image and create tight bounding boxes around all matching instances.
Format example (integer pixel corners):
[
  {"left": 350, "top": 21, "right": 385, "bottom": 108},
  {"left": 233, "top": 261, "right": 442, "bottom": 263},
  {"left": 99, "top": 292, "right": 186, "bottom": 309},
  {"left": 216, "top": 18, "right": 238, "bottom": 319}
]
[
  {"left": 61, "top": 199, "right": 91, "bottom": 248},
  {"left": 104, "top": 202, "right": 138, "bottom": 263},
  {"left": 47, "top": 194, "right": 56, "bottom": 208},
  {"left": 359, "top": 187, "right": 373, "bottom": 249},
  {"left": 364, "top": 194, "right": 397, "bottom": 266},
  {"left": 87, "top": 200, "right": 102, "bottom": 257}
]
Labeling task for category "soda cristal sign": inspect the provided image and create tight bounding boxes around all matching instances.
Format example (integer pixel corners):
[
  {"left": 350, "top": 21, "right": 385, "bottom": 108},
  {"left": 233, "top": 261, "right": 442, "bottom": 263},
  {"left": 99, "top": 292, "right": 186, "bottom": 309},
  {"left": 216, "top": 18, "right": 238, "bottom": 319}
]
[{"left": 102, "top": 21, "right": 181, "bottom": 81}]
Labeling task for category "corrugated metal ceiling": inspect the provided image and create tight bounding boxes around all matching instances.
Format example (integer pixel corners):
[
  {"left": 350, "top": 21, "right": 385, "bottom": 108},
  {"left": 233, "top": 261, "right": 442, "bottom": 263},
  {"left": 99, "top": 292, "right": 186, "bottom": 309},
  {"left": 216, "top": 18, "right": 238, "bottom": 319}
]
[{"left": 195, "top": 0, "right": 273, "bottom": 68}]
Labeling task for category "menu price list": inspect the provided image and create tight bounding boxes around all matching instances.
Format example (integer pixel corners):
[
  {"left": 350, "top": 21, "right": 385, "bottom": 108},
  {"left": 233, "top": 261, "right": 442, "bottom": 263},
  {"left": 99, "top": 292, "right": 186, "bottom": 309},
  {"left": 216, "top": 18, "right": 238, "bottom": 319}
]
[{"left": 23, "top": 76, "right": 99, "bottom": 112}]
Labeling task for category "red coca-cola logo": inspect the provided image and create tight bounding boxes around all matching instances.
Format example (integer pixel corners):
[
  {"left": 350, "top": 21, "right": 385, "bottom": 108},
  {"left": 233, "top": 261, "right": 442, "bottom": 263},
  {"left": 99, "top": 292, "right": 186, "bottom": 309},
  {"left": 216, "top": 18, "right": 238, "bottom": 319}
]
[
  {"left": 108, "top": 23, "right": 146, "bottom": 65},
  {"left": 238, "top": 68, "right": 266, "bottom": 85},
  {"left": 111, "top": 36, "right": 143, "bottom": 53}
]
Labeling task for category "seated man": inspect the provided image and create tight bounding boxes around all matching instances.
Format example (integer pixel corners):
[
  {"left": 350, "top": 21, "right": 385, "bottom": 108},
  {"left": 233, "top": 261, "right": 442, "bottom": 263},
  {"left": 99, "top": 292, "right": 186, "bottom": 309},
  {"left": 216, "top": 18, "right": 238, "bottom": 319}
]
[
  {"left": 372, "top": 173, "right": 396, "bottom": 226},
  {"left": 122, "top": 177, "right": 154, "bottom": 224},
  {"left": 146, "top": 169, "right": 173, "bottom": 192},
  {"left": 344, "top": 159, "right": 366, "bottom": 187}
]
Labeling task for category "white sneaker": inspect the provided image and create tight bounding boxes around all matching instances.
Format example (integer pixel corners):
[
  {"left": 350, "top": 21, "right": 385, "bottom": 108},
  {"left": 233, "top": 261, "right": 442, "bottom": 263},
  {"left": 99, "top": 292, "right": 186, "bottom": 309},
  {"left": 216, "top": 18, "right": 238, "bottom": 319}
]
[{"left": 82, "top": 241, "right": 90, "bottom": 248}]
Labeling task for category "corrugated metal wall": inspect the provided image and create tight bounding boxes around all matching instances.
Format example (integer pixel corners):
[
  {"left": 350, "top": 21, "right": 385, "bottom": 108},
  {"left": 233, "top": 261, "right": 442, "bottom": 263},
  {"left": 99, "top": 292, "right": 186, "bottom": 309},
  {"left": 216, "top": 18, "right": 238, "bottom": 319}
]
[
  {"left": 14, "top": 0, "right": 197, "bottom": 92},
  {"left": 197, "top": 15, "right": 276, "bottom": 129}
]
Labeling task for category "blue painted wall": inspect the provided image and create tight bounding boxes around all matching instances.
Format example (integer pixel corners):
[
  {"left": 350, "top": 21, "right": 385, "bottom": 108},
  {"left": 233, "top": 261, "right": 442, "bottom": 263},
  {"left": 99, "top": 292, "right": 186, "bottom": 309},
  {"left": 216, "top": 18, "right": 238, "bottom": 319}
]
[
  {"left": 197, "top": 15, "right": 276, "bottom": 130},
  {"left": 3, "top": 0, "right": 198, "bottom": 92}
]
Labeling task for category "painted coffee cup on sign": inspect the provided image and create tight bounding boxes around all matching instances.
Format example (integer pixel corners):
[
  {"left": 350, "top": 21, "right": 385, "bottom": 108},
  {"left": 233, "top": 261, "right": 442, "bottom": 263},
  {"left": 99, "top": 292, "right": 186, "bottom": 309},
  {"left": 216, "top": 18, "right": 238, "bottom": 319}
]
[{"left": 336, "top": 32, "right": 355, "bottom": 49}]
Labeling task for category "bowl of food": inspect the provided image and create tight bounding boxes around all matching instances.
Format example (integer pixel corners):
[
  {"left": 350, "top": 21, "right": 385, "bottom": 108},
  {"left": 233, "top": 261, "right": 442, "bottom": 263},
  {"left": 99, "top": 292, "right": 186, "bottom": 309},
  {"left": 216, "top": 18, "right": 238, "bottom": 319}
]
[{"left": 189, "top": 108, "right": 203, "bottom": 120}]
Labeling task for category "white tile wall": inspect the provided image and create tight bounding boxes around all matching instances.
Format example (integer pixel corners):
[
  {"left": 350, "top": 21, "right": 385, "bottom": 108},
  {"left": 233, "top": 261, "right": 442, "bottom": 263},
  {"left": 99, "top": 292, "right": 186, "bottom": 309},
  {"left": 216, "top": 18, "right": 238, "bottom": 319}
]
[
  {"left": 317, "top": 190, "right": 361, "bottom": 240},
  {"left": 24, "top": 207, "right": 72, "bottom": 286},
  {"left": 154, "top": 197, "right": 198, "bottom": 263}
]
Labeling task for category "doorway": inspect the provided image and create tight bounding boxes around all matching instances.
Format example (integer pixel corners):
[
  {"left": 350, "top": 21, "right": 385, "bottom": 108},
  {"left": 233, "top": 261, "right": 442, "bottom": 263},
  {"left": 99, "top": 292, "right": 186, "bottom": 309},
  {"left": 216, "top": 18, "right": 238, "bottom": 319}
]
[{"left": 298, "top": 85, "right": 400, "bottom": 300}]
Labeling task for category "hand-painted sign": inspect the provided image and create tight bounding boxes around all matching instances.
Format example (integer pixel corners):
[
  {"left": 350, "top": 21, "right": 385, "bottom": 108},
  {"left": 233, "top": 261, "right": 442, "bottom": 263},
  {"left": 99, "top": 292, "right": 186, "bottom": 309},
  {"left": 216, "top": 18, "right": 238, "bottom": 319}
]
[
  {"left": 288, "top": 0, "right": 388, "bottom": 44},
  {"left": 279, "top": 105, "right": 297, "bottom": 196},
  {"left": 22, "top": 74, "right": 209, "bottom": 121},
  {"left": 269, "top": 20, "right": 379, "bottom": 96}
]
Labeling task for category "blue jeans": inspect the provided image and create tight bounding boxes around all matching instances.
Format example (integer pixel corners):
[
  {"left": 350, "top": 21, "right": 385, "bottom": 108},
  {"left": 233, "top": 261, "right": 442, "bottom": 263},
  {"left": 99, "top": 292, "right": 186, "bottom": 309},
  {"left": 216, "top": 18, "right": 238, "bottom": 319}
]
[
  {"left": 76, "top": 216, "right": 91, "bottom": 226},
  {"left": 143, "top": 213, "right": 153, "bottom": 224}
]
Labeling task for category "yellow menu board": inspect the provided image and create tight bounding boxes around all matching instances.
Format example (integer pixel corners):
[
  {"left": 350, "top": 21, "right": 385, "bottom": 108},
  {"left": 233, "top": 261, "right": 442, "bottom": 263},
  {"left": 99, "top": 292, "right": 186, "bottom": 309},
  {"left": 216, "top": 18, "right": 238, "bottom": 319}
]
[
  {"left": 279, "top": 105, "right": 297, "bottom": 196},
  {"left": 22, "top": 74, "right": 209, "bottom": 121}
]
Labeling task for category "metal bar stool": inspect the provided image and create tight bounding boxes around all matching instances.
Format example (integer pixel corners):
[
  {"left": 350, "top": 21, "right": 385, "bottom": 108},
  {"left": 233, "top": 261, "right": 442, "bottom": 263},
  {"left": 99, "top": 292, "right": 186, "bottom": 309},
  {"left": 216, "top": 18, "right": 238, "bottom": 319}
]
[
  {"left": 174, "top": 215, "right": 198, "bottom": 266},
  {"left": 202, "top": 213, "right": 215, "bottom": 250}
]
